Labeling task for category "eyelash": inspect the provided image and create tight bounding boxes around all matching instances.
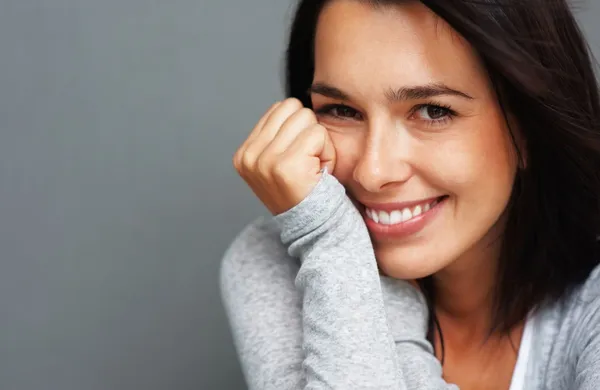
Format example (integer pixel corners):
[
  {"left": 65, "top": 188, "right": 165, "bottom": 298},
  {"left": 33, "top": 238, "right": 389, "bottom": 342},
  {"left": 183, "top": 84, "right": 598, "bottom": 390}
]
[{"left": 314, "top": 102, "right": 457, "bottom": 127}]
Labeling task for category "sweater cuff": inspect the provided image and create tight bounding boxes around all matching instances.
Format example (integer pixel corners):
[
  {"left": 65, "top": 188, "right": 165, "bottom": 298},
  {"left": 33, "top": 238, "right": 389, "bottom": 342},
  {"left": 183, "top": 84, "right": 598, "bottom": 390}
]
[{"left": 273, "top": 170, "right": 346, "bottom": 245}]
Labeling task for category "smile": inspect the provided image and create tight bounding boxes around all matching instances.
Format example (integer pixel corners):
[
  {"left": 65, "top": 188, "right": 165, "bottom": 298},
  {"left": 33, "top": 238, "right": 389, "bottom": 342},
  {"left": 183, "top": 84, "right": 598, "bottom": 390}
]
[
  {"left": 361, "top": 196, "right": 448, "bottom": 239},
  {"left": 365, "top": 197, "right": 443, "bottom": 225}
]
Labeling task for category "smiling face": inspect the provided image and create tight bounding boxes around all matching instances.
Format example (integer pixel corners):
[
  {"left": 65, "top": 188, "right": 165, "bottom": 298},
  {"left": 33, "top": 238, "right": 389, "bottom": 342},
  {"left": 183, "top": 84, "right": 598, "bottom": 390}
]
[{"left": 310, "top": 0, "right": 519, "bottom": 279}]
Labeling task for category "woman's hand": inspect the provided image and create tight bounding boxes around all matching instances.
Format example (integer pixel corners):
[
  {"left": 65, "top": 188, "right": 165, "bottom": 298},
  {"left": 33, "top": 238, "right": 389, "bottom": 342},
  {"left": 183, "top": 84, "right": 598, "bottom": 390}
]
[{"left": 233, "top": 98, "right": 336, "bottom": 215}]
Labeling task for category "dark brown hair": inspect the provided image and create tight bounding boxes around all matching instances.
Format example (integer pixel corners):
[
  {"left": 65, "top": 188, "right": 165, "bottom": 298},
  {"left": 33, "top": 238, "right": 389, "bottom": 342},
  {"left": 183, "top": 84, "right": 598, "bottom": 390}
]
[{"left": 285, "top": 0, "right": 600, "bottom": 354}]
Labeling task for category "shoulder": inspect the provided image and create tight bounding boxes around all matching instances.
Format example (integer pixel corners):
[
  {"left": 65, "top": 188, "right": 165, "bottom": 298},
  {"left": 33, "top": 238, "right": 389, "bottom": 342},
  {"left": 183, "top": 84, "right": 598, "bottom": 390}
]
[
  {"left": 570, "top": 263, "right": 600, "bottom": 335},
  {"left": 559, "top": 263, "right": 600, "bottom": 328},
  {"left": 576, "top": 263, "right": 600, "bottom": 303},
  {"left": 534, "top": 264, "right": 600, "bottom": 388},
  {"left": 557, "top": 263, "right": 600, "bottom": 357},
  {"left": 562, "top": 263, "right": 600, "bottom": 386},
  {"left": 554, "top": 263, "right": 600, "bottom": 313},
  {"left": 559, "top": 263, "right": 600, "bottom": 327},
  {"left": 537, "top": 263, "right": 600, "bottom": 346}
]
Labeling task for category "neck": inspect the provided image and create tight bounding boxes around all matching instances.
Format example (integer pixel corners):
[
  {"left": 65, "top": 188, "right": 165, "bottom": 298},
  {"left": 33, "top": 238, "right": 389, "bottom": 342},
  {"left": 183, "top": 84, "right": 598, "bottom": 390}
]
[{"left": 432, "top": 233, "right": 503, "bottom": 336}]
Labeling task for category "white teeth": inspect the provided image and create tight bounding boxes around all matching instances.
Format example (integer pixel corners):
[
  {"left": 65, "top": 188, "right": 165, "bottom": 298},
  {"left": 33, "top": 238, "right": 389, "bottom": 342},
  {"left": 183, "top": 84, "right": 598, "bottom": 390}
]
[
  {"left": 401, "top": 208, "right": 412, "bottom": 221},
  {"left": 365, "top": 197, "right": 443, "bottom": 225},
  {"left": 379, "top": 211, "right": 390, "bottom": 225},
  {"left": 413, "top": 205, "right": 422, "bottom": 217},
  {"left": 390, "top": 210, "right": 402, "bottom": 224}
]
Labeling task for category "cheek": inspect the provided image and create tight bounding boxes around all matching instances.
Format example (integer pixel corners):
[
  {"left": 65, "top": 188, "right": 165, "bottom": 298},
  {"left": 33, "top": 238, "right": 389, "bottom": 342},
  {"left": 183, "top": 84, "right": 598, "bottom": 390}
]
[
  {"left": 328, "top": 132, "right": 363, "bottom": 184},
  {"left": 434, "top": 124, "right": 517, "bottom": 250},
  {"left": 429, "top": 119, "right": 517, "bottom": 195}
]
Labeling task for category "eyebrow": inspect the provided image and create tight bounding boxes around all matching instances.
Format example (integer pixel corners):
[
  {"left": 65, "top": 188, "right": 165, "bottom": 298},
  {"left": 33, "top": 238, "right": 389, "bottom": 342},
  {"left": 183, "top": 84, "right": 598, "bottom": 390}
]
[{"left": 308, "top": 82, "right": 474, "bottom": 102}]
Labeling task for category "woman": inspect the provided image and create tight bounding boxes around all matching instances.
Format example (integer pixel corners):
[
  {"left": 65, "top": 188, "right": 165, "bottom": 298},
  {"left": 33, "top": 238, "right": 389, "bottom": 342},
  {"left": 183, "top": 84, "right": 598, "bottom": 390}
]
[{"left": 221, "top": 0, "right": 600, "bottom": 388}]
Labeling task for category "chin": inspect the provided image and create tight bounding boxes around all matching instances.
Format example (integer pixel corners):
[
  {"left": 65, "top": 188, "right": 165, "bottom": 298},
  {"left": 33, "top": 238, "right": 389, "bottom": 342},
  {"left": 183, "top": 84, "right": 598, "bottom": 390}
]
[{"left": 375, "top": 249, "right": 447, "bottom": 280}]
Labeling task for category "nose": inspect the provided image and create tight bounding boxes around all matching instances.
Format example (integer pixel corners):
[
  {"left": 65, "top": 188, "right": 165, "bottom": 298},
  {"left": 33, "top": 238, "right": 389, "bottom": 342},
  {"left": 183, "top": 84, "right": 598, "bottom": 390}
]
[{"left": 353, "top": 121, "right": 413, "bottom": 193}]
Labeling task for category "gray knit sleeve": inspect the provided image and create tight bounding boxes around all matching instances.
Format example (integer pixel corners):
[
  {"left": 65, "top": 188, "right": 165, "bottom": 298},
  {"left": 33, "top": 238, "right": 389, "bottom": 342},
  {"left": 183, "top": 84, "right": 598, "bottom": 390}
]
[
  {"left": 221, "top": 171, "right": 458, "bottom": 389},
  {"left": 572, "top": 266, "right": 600, "bottom": 389}
]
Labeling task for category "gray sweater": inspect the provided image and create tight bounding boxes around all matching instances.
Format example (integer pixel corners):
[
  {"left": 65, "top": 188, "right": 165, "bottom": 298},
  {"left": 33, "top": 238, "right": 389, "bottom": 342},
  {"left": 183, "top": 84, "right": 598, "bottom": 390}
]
[{"left": 220, "top": 171, "right": 600, "bottom": 389}]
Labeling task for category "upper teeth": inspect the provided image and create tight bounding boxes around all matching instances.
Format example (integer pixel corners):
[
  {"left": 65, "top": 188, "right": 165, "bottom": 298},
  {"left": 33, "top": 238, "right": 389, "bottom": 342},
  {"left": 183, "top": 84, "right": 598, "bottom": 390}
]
[{"left": 365, "top": 198, "right": 440, "bottom": 225}]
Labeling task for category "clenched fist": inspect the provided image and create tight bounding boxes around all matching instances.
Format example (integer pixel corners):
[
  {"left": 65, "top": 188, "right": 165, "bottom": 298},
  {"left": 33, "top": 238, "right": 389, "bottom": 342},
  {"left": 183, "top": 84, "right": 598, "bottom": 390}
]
[{"left": 233, "top": 98, "right": 336, "bottom": 215}]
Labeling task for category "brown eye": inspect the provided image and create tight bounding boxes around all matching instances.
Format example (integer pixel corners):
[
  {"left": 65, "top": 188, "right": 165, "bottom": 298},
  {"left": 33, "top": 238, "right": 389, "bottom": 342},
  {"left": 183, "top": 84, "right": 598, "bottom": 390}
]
[
  {"left": 316, "top": 104, "right": 363, "bottom": 120},
  {"left": 417, "top": 105, "right": 450, "bottom": 120},
  {"left": 427, "top": 106, "right": 448, "bottom": 119},
  {"left": 410, "top": 104, "right": 456, "bottom": 128},
  {"left": 332, "top": 105, "right": 359, "bottom": 118}
]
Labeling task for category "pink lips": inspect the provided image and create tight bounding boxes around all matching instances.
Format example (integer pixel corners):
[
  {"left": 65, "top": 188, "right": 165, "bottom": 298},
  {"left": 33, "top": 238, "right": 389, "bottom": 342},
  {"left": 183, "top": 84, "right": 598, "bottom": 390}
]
[{"left": 361, "top": 196, "right": 447, "bottom": 240}]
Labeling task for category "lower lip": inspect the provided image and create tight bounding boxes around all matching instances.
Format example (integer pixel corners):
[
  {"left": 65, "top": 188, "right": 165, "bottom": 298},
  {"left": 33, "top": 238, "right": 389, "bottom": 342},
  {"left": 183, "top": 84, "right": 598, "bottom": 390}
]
[{"left": 362, "top": 197, "right": 446, "bottom": 240}]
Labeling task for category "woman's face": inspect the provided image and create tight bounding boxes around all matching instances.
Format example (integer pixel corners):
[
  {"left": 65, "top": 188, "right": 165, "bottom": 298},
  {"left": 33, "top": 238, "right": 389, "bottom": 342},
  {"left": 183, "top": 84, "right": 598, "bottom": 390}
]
[{"left": 310, "top": 0, "right": 519, "bottom": 279}]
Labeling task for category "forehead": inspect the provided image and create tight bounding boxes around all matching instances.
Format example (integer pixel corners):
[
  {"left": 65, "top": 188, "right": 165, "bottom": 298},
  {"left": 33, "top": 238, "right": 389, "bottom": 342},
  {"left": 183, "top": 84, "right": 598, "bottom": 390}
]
[{"left": 314, "top": 0, "right": 488, "bottom": 95}]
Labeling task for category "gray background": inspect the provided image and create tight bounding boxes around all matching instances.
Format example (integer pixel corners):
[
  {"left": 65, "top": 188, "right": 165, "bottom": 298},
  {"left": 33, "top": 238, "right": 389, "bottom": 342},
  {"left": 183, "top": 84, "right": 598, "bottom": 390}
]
[{"left": 0, "top": 1, "right": 598, "bottom": 389}]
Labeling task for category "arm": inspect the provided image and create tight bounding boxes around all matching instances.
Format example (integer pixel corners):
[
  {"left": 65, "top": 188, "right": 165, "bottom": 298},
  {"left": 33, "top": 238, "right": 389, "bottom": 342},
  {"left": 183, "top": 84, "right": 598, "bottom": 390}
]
[
  {"left": 221, "top": 172, "right": 458, "bottom": 389},
  {"left": 381, "top": 276, "right": 456, "bottom": 388},
  {"left": 220, "top": 219, "right": 306, "bottom": 390},
  {"left": 574, "top": 294, "right": 600, "bottom": 389},
  {"left": 273, "top": 172, "right": 402, "bottom": 389},
  {"left": 274, "top": 171, "right": 459, "bottom": 389}
]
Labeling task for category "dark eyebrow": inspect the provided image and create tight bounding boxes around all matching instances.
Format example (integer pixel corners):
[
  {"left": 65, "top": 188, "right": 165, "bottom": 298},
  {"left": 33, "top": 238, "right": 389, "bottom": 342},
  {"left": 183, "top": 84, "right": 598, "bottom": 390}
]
[
  {"left": 308, "top": 83, "right": 351, "bottom": 100},
  {"left": 308, "top": 82, "right": 473, "bottom": 102},
  {"left": 385, "top": 83, "right": 473, "bottom": 101}
]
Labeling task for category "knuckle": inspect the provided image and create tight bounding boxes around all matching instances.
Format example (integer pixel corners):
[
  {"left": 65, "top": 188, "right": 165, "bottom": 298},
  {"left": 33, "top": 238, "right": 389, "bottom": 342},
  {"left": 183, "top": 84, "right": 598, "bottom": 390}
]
[
  {"left": 315, "top": 123, "right": 327, "bottom": 132},
  {"left": 307, "top": 124, "right": 324, "bottom": 139},
  {"left": 283, "top": 97, "right": 303, "bottom": 110},
  {"left": 312, "top": 123, "right": 327, "bottom": 133},
  {"left": 297, "top": 107, "right": 317, "bottom": 123},
  {"left": 240, "top": 151, "right": 257, "bottom": 170},
  {"left": 256, "top": 154, "right": 273, "bottom": 176}
]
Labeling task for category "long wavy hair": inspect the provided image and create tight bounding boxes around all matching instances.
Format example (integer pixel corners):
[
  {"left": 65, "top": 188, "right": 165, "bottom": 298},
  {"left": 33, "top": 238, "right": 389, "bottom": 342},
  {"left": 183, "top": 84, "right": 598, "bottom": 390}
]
[{"left": 285, "top": 0, "right": 600, "bottom": 355}]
